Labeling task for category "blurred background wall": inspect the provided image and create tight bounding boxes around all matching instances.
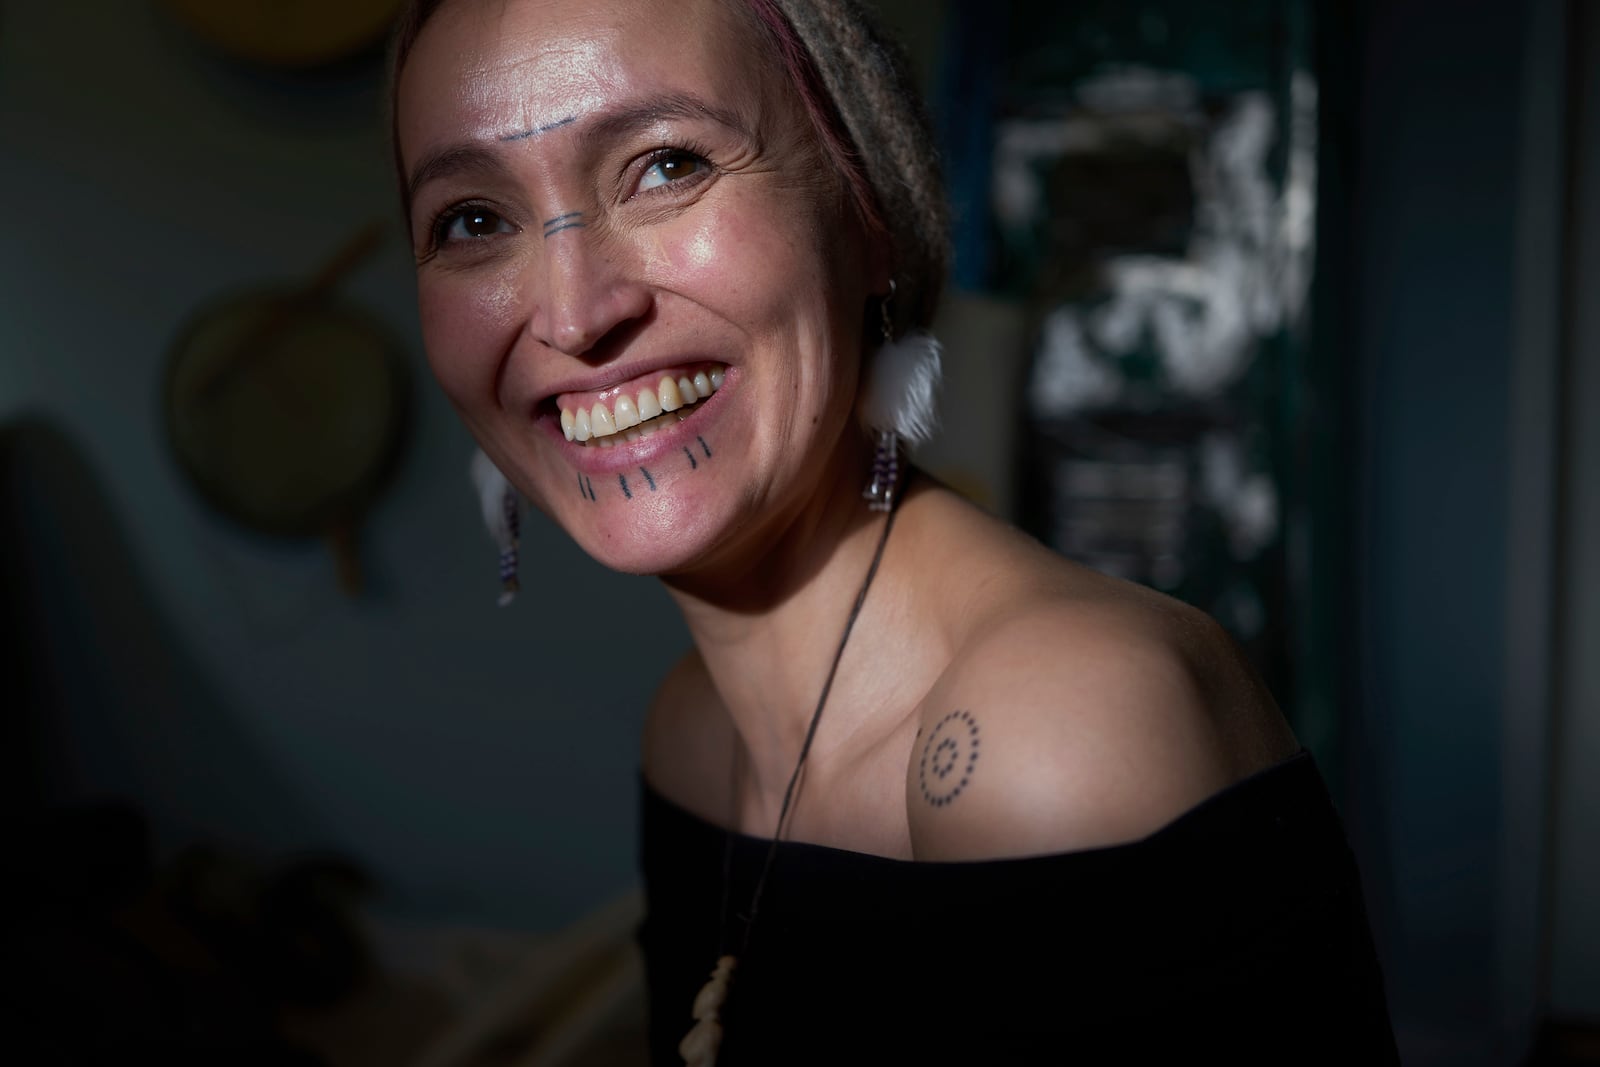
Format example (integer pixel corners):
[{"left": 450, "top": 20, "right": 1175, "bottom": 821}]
[
  {"left": 0, "top": 0, "right": 679, "bottom": 929},
  {"left": 2, "top": 0, "right": 1595, "bottom": 1064}
]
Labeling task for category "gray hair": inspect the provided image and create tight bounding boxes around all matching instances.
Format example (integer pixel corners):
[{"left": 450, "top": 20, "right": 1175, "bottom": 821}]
[{"left": 751, "top": 0, "right": 950, "bottom": 334}]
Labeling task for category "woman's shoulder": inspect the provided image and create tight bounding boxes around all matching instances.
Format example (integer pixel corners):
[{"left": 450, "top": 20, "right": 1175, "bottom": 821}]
[
  {"left": 900, "top": 494, "right": 1298, "bottom": 861},
  {"left": 641, "top": 648, "right": 735, "bottom": 826}
]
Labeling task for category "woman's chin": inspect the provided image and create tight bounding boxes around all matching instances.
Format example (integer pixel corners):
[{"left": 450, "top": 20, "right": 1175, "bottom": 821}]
[
  {"left": 549, "top": 490, "right": 738, "bottom": 578},
  {"left": 579, "top": 539, "right": 704, "bottom": 578},
  {"left": 516, "top": 399, "right": 857, "bottom": 581}
]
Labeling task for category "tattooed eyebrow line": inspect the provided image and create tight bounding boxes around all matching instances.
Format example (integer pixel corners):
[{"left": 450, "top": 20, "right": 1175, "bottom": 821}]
[{"left": 500, "top": 115, "right": 577, "bottom": 142}]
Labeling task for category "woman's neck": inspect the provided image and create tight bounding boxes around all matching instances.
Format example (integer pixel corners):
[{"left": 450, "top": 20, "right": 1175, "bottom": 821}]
[{"left": 660, "top": 436, "right": 916, "bottom": 818}]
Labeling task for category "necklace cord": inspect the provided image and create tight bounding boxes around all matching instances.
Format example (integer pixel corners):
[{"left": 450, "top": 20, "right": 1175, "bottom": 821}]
[
  {"left": 716, "top": 744, "right": 739, "bottom": 956},
  {"left": 736, "top": 502, "right": 900, "bottom": 954}
]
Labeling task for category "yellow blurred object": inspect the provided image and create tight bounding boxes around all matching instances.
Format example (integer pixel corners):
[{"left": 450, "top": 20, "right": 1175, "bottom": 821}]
[{"left": 160, "top": 0, "right": 403, "bottom": 68}]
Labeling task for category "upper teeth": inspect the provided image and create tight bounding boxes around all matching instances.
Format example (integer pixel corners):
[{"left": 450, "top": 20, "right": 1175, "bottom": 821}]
[{"left": 560, "top": 367, "right": 724, "bottom": 443}]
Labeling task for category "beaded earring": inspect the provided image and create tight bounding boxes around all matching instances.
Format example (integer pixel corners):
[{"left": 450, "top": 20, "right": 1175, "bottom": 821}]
[
  {"left": 470, "top": 450, "right": 521, "bottom": 607},
  {"left": 859, "top": 281, "right": 941, "bottom": 511}
]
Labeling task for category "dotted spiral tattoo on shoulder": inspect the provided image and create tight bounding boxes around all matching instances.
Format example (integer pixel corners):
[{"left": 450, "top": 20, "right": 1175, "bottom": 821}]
[{"left": 919, "top": 709, "right": 980, "bottom": 808}]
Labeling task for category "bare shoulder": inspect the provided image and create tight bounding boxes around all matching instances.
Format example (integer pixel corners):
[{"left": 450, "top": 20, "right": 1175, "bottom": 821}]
[
  {"left": 905, "top": 572, "right": 1299, "bottom": 862},
  {"left": 641, "top": 648, "right": 735, "bottom": 825}
]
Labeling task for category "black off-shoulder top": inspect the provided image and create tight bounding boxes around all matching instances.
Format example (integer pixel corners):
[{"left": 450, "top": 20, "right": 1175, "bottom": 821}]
[{"left": 639, "top": 751, "right": 1398, "bottom": 1065}]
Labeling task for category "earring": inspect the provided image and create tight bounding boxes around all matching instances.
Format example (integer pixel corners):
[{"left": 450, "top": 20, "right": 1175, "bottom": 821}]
[
  {"left": 470, "top": 449, "right": 521, "bottom": 607},
  {"left": 862, "top": 427, "right": 900, "bottom": 512},
  {"left": 860, "top": 280, "right": 942, "bottom": 512},
  {"left": 496, "top": 487, "right": 521, "bottom": 606}
]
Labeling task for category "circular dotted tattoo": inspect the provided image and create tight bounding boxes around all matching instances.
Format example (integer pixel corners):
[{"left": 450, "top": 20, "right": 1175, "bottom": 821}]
[{"left": 919, "top": 710, "right": 980, "bottom": 808}]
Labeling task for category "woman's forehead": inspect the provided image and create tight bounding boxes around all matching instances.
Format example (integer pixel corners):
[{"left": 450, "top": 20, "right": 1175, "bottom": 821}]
[{"left": 397, "top": 0, "right": 776, "bottom": 159}]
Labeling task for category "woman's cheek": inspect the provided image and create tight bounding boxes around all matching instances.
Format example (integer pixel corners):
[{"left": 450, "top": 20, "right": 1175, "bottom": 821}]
[
  {"left": 646, "top": 212, "right": 731, "bottom": 289},
  {"left": 652, "top": 194, "right": 815, "bottom": 302},
  {"left": 418, "top": 270, "right": 523, "bottom": 404},
  {"left": 673, "top": 225, "right": 719, "bottom": 277}
]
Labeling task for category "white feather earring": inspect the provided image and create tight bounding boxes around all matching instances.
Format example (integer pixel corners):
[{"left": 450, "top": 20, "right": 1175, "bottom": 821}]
[
  {"left": 470, "top": 449, "right": 521, "bottom": 606},
  {"left": 859, "top": 282, "right": 942, "bottom": 511}
]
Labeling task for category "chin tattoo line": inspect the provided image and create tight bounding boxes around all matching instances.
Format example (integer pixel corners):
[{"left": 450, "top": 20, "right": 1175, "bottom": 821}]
[
  {"left": 579, "top": 438, "right": 711, "bottom": 502},
  {"left": 919, "top": 709, "right": 980, "bottom": 809}
]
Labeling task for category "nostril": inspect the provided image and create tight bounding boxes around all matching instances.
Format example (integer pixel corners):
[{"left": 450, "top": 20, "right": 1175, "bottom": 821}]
[{"left": 532, "top": 260, "right": 653, "bottom": 361}]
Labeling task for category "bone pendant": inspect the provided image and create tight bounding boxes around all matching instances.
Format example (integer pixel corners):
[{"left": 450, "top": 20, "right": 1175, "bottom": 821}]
[
  {"left": 680, "top": 955, "right": 736, "bottom": 1066},
  {"left": 679, "top": 1017, "right": 722, "bottom": 1066}
]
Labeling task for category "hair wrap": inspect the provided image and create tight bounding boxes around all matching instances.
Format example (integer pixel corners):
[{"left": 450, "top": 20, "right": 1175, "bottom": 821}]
[{"left": 751, "top": 0, "right": 950, "bottom": 335}]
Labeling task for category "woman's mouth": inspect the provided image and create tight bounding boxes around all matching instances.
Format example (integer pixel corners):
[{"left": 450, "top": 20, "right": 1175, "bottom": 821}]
[{"left": 557, "top": 364, "right": 725, "bottom": 446}]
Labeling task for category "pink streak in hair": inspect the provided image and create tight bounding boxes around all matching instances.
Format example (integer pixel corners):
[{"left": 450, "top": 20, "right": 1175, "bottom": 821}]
[{"left": 744, "top": 0, "right": 888, "bottom": 239}]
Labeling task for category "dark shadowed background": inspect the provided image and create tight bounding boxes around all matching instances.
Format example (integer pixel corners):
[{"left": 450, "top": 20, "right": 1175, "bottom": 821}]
[{"left": 2, "top": 1, "right": 1596, "bottom": 1064}]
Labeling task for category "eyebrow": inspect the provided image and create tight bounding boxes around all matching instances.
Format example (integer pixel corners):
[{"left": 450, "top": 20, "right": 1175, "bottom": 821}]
[
  {"left": 405, "top": 145, "right": 511, "bottom": 212},
  {"left": 405, "top": 92, "right": 755, "bottom": 211},
  {"left": 559, "top": 92, "right": 753, "bottom": 152}
]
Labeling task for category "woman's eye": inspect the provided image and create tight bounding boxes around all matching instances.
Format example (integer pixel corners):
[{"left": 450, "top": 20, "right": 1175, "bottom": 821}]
[
  {"left": 438, "top": 208, "right": 513, "bottom": 243},
  {"left": 638, "top": 151, "right": 705, "bottom": 193}
]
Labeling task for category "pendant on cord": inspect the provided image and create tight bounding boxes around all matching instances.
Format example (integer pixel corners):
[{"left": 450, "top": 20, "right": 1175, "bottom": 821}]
[{"left": 679, "top": 954, "right": 736, "bottom": 1066}]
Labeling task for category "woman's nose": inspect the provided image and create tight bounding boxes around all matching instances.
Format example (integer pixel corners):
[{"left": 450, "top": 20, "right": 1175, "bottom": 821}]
[{"left": 527, "top": 235, "right": 651, "bottom": 359}]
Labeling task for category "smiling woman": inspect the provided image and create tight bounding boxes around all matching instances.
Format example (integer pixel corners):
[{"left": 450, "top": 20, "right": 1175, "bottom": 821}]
[
  {"left": 395, "top": 0, "right": 895, "bottom": 583},
  {"left": 389, "top": 1, "right": 1398, "bottom": 1064}
]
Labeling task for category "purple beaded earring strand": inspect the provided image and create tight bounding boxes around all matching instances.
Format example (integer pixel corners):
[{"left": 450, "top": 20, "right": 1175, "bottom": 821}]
[
  {"left": 860, "top": 280, "right": 941, "bottom": 512},
  {"left": 470, "top": 450, "right": 522, "bottom": 607}
]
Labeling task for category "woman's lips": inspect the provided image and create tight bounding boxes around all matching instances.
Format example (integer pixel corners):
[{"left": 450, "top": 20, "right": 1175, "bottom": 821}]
[
  {"left": 557, "top": 363, "right": 725, "bottom": 443},
  {"left": 548, "top": 365, "right": 728, "bottom": 473}
]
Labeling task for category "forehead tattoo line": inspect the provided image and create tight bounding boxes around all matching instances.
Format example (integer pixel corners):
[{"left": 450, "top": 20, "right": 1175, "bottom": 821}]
[
  {"left": 500, "top": 114, "right": 577, "bottom": 142},
  {"left": 406, "top": 94, "right": 757, "bottom": 212},
  {"left": 499, "top": 93, "right": 757, "bottom": 164}
]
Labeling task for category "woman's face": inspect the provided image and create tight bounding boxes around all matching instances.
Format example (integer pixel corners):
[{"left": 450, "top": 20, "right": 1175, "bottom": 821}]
[{"left": 398, "top": 0, "right": 886, "bottom": 577}]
